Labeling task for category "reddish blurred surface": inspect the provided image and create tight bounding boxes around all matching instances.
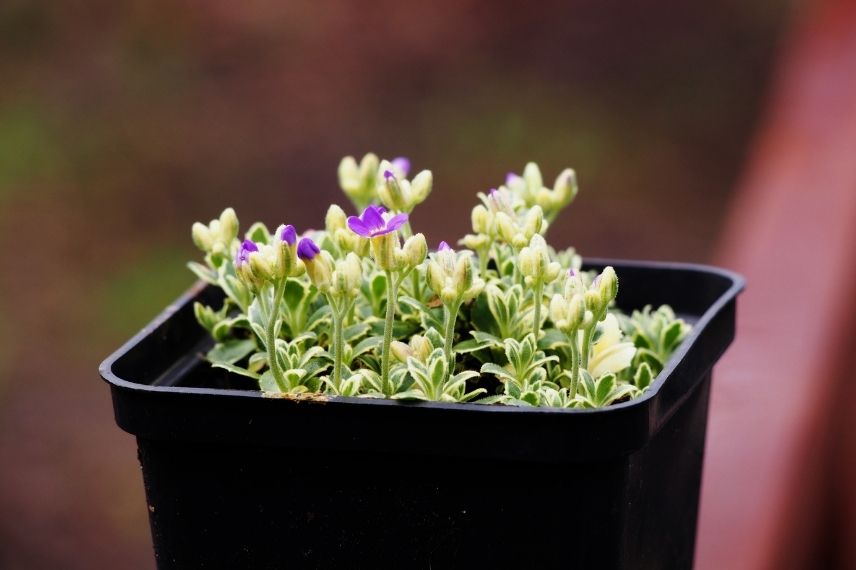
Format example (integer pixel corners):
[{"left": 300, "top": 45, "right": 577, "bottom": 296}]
[{"left": 7, "top": 1, "right": 856, "bottom": 569}]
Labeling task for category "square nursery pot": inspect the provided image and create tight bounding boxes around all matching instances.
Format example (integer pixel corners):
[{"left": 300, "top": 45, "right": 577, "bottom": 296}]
[{"left": 100, "top": 259, "right": 743, "bottom": 570}]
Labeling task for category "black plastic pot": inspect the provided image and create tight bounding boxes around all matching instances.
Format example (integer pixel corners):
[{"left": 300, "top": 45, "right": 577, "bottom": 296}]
[{"left": 101, "top": 259, "right": 743, "bottom": 570}]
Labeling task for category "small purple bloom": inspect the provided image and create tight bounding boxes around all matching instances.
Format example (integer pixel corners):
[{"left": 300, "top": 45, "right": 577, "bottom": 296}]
[
  {"left": 506, "top": 172, "right": 521, "bottom": 186},
  {"left": 235, "top": 239, "right": 258, "bottom": 267},
  {"left": 438, "top": 241, "right": 451, "bottom": 251},
  {"left": 391, "top": 157, "right": 411, "bottom": 177},
  {"left": 297, "top": 237, "right": 321, "bottom": 261},
  {"left": 347, "top": 205, "right": 409, "bottom": 238},
  {"left": 278, "top": 224, "right": 297, "bottom": 246},
  {"left": 383, "top": 170, "right": 395, "bottom": 180},
  {"left": 568, "top": 268, "right": 576, "bottom": 277}
]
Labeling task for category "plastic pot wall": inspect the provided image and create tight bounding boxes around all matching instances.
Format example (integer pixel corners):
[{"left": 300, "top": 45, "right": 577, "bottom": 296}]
[{"left": 101, "top": 259, "right": 743, "bottom": 570}]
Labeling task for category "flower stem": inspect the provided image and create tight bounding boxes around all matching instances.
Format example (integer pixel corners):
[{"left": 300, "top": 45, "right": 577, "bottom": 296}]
[
  {"left": 381, "top": 271, "right": 396, "bottom": 395},
  {"left": 568, "top": 329, "right": 580, "bottom": 398},
  {"left": 326, "top": 295, "right": 344, "bottom": 392},
  {"left": 442, "top": 301, "right": 461, "bottom": 375},
  {"left": 532, "top": 282, "right": 544, "bottom": 340},
  {"left": 266, "top": 279, "right": 287, "bottom": 392}
]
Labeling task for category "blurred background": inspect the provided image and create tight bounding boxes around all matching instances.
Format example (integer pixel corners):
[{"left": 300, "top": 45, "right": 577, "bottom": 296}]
[{"left": 5, "top": 1, "right": 856, "bottom": 569}]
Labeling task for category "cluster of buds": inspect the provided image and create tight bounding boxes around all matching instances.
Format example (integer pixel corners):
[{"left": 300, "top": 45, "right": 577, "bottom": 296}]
[
  {"left": 427, "top": 243, "right": 485, "bottom": 306},
  {"left": 296, "top": 238, "right": 363, "bottom": 298},
  {"left": 191, "top": 208, "right": 239, "bottom": 258},
  {"left": 550, "top": 266, "right": 618, "bottom": 333},
  {"left": 337, "top": 153, "right": 380, "bottom": 210},
  {"left": 234, "top": 224, "right": 302, "bottom": 288},
  {"left": 376, "top": 159, "right": 433, "bottom": 214},
  {"left": 519, "top": 234, "right": 563, "bottom": 287},
  {"left": 347, "top": 205, "right": 427, "bottom": 272},
  {"left": 391, "top": 334, "right": 433, "bottom": 364},
  {"left": 505, "top": 163, "right": 578, "bottom": 222},
  {"left": 325, "top": 205, "right": 369, "bottom": 256}
]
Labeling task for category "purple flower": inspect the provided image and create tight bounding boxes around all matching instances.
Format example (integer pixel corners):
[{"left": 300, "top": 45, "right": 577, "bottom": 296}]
[
  {"left": 438, "top": 241, "right": 451, "bottom": 251},
  {"left": 383, "top": 170, "right": 395, "bottom": 180},
  {"left": 297, "top": 237, "right": 320, "bottom": 261},
  {"left": 391, "top": 157, "right": 411, "bottom": 177},
  {"left": 277, "top": 224, "right": 297, "bottom": 246},
  {"left": 235, "top": 239, "right": 258, "bottom": 267},
  {"left": 568, "top": 268, "right": 576, "bottom": 277},
  {"left": 506, "top": 172, "right": 521, "bottom": 186},
  {"left": 347, "top": 205, "right": 408, "bottom": 238}
]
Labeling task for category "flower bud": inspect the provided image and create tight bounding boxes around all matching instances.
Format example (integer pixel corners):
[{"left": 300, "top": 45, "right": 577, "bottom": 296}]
[
  {"left": 371, "top": 232, "right": 399, "bottom": 271},
  {"left": 522, "top": 206, "right": 544, "bottom": 237},
  {"left": 567, "top": 294, "right": 585, "bottom": 329},
  {"left": 410, "top": 335, "right": 433, "bottom": 361},
  {"left": 553, "top": 168, "right": 578, "bottom": 208},
  {"left": 495, "top": 211, "right": 518, "bottom": 244},
  {"left": 391, "top": 341, "right": 413, "bottom": 363},
  {"left": 453, "top": 253, "right": 474, "bottom": 296},
  {"left": 249, "top": 251, "right": 275, "bottom": 282},
  {"left": 459, "top": 233, "right": 490, "bottom": 250},
  {"left": 598, "top": 266, "right": 618, "bottom": 306},
  {"left": 427, "top": 260, "right": 445, "bottom": 296},
  {"left": 549, "top": 294, "right": 566, "bottom": 327},
  {"left": 192, "top": 222, "right": 213, "bottom": 252},
  {"left": 218, "top": 208, "right": 239, "bottom": 243},
  {"left": 584, "top": 289, "right": 602, "bottom": 312},
  {"left": 402, "top": 233, "right": 428, "bottom": 267},
  {"left": 471, "top": 204, "right": 493, "bottom": 235},
  {"left": 410, "top": 170, "right": 433, "bottom": 204},
  {"left": 325, "top": 205, "right": 348, "bottom": 233},
  {"left": 518, "top": 247, "right": 536, "bottom": 277},
  {"left": 522, "top": 162, "right": 543, "bottom": 203},
  {"left": 378, "top": 169, "right": 409, "bottom": 212},
  {"left": 338, "top": 156, "right": 361, "bottom": 196}
]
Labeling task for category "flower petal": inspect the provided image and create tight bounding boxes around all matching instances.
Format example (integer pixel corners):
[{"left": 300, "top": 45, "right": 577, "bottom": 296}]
[
  {"left": 347, "top": 216, "right": 372, "bottom": 237},
  {"left": 384, "top": 213, "right": 409, "bottom": 233},
  {"left": 361, "top": 205, "right": 386, "bottom": 232},
  {"left": 589, "top": 342, "right": 636, "bottom": 378},
  {"left": 297, "top": 237, "right": 320, "bottom": 260}
]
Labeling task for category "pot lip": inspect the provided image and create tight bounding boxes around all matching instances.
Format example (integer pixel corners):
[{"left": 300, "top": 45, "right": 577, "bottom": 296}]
[{"left": 99, "top": 257, "right": 744, "bottom": 416}]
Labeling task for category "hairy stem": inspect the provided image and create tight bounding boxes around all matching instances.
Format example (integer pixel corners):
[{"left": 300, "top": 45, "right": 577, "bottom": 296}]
[
  {"left": 326, "top": 295, "right": 344, "bottom": 391},
  {"left": 381, "top": 271, "right": 396, "bottom": 395},
  {"left": 442, "top": 301, "right": 461, "bottom": 375},
  {"left": 266, "top": 279, "right": 287, "bottom": 392},
  {"left": 532, "top": 282, "right": 544, "bottom": 340},
  {"left": 568, "top": 329, "right": 580, "bottom": 398}
]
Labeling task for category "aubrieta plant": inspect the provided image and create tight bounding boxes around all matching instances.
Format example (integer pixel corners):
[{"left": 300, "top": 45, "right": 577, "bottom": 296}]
[{"left": 188, "top": 154, "right": 691, "bottom": 407}]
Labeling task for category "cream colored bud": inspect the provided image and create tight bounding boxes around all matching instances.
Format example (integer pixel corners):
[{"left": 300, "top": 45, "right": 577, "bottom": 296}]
[
  {"left": 305, "top": 252, "right": 333, "bottom": 292},
  {"left": 410, "top": 170, "right": 433, "bottom": 204},
  {"left": 471, "top": 205, "right": 493, "bottom": 235},
  {"left": 453, "top": 253, "right": 474, "bottom": 295},
  {"left": 545, "top": 262, "right": 562, "bottom": 283},
  {"left": 219, "top": 208, "right": 239, "bottom": 243},
  {"left": 402, "top": 233, "right": 428, "bottom": 267},
  {"left": 326, "top": 204, "right": 347, "bottom": 233},
  {"left": 391, "top": 341, "right": 412, "bottom": 363},
  {"left": 464, "top": 278, "right": 485, "bottom": 301},
  {"left": 568, "top": 294, "right": 585, "bottom": 329},
  {"left": 342, "top": 252, "right": 362, "bottom": 291},
  {"left": 460, "top": 233, "right": 490, "bottom": 250},
  {"left": 599, "top": 266, "right": 618, "bottom": 305},
  {"left": 553, "top": 168, "right": 578, "bottom": 207},
  {"left": 427, "top": 260, "right": 445, "bottom": 296},
  {"left": 192, "top": 222, "right": 213, "bottom": 252},
  {"left": 249, "top": 251, "right": 274, "bottom": 282},
  {"left": 410, "top": 335, "right": 433, "bottom": 361},
  {"left": 359, "top": 153, "right": 380, "bottom": 182},
  {"left": 523, "top": 206, "right": 544, "bottom": 237},
  {"left": 370, "top": 233, "right": 399, "bottom": 271},
  {"left": 523, "top": 162, "right": 543, "bottom": 200},
  {"left": 276, "top": 239, "right": 295, "bottom": 279},
  {"left": 495, "top": 212, "right": 518, "bottom": 244},
  {"left": 338, "top": 156, "right": 361, "bottom": 195},
  {"left": 584, "top": 290, "right": 601, "bottom": 312},
  {"left": 378, "top": 174, "right": 409, "bottom": 211},
  {"left": 519, "top": 247, "right": 536, "bottom": 277},
  {"left": 549, "top": 294, "right": 566, "bottom": 325}
]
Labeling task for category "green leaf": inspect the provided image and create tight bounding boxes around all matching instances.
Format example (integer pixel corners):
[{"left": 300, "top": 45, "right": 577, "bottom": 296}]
[
  {"left": 211, "top": 361, "right": 261, "bottom": 381},
  {"left": 634, "top": 362, "right": 653, "bottom": 390},
  {"left": 187, "top": 261, "right": 218, "bottom": 285},
  {"left": 595, "top": 373, "right": 616, "bottom": 405},
  {"left": 283, "top": 279, "right": 306, "bottom": 312},
  {"left": 245, "top": 222, "right": 271, "bottom": 244},
  {"left": 343, "top": 322, "right": 370, "bottom": 343},
  {"left": 538, "top": 328, "right": 569, "bottom": 350},
  {"left": 207, "top": 339, "right": 256, "bottom": 365},
  {"left": 660, "top": 321, "right": 684, "bottom": 353},
  {"left": 453, "top": 338, "right": 492, "bottom": 354}
]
